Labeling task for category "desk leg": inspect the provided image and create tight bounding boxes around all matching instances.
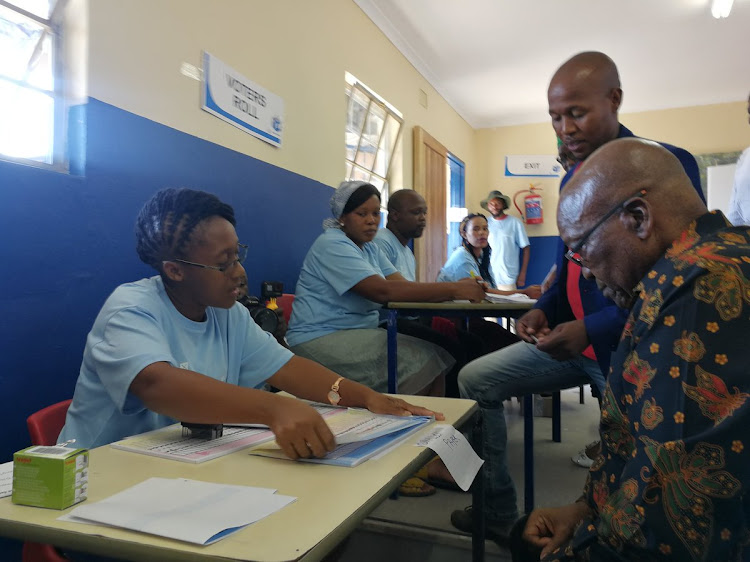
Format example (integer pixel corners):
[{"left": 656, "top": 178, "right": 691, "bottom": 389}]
[
  {"left": 387, "top": 309, "right": 398, "bottom": 394},
  {"left": 523, "top": 395, "right": 534, "bottom": 514},
  {"left": 552, "top": 391, "right": 562, "bottom": 443},
  {"left": 471, "top": 409, "right": 485, "bottom": 562}
]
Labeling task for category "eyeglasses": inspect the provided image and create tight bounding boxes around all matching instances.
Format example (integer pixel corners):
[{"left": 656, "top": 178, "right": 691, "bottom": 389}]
[
  {"left": 170, "top": 244, "right": 248, "bottom": 273},
  {"left": 565, "top": 190, "right": 647, "bottom": 267}
]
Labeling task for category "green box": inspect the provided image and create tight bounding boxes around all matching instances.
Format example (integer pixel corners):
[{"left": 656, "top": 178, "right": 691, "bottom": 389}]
[{"left": 12, "top": 445, "right": 89, "bottom": 509}]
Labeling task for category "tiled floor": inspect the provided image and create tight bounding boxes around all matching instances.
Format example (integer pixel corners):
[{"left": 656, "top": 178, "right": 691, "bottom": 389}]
[{"left": 341, "top": 387, "right": 601, "bottom": 561}]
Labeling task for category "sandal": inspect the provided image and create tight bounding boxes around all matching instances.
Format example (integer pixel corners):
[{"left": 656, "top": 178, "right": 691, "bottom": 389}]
[
  {"left": 415, "top": 457, "right": 466, "bottom": 492},
  {"left": 398, "top": 476, "right": 436, "bottom": 497}
]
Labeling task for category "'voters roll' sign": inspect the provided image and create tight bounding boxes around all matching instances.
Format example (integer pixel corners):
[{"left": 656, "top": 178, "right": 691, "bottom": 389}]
[{"left": 201, "top": 51, "right": 284, "bottom": 148}]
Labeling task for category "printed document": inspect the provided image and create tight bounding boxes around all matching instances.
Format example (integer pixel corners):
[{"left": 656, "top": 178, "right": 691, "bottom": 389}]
[{"left": 63, "top": 477, "right": 295, "bottom": 545}]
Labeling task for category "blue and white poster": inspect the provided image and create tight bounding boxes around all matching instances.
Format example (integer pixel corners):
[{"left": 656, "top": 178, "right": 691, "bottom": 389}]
[{"left": 202, "top": 52, "right": 284, "bottom": 148}]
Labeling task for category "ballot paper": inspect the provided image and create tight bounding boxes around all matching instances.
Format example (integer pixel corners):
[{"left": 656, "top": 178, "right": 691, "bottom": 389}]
[
  {"left": 416, "top": 425, "right": 484, "bottom": 491},
  {"left": 63, "top": 477, "right": 296, "bottom": 545}
]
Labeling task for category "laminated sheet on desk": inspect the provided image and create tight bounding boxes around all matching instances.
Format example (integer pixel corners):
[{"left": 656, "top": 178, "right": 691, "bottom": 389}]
[{"left": 62, "top": 477, "right": 296, "bottom": 545}]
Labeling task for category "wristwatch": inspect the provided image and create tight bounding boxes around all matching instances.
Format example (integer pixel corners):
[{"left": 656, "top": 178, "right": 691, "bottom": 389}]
[{"left": 327, "top": 377, "right": 345, "bottom": 405}]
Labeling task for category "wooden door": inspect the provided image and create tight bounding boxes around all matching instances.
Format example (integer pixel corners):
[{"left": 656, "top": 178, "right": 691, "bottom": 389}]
[{"left": 412, "top": 126, "right": 447, "bottom": 282}]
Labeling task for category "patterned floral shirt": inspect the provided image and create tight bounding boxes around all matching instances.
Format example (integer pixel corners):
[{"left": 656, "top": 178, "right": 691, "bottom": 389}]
[{"left": 546, "top": 212, "right": 750, "bottom": 562}]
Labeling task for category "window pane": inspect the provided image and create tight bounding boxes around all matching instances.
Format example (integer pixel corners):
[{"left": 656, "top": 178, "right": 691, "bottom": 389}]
[
  {"left": 0, "top": 79, "right": 53, "bottom": 162},
  {"left": 6, "top": 0, "right": 55, "bottom": 20},
  {"left": 25, "top": 32, "right": 52, "bottom": 90},
  {"left": 354, "top": 138, "right": 377, "bottom": 168},
  {"left": 346, "top": 88, "right": 369, "bottom": 136},
  {"left": 351, "top": 166, "right": 370, "bottom": 182},
  {"left": 363, "top": 104, "right": 385, "bottom": 145},
  {"left": 344, "top": 162, "right": 352, "bottom": 180},
  {"left": 0, "top": 4, "right": 48, "bottom": 83}
]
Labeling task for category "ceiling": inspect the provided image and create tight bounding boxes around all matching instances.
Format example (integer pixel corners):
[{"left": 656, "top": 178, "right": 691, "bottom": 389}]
[{"left": 354, "top": 0, "right": 750, "bottom": 128}]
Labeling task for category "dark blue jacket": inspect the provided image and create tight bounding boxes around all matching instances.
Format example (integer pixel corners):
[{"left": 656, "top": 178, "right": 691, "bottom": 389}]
[{"left": 534, "top": 125, "right": 704, "bottom": 376}]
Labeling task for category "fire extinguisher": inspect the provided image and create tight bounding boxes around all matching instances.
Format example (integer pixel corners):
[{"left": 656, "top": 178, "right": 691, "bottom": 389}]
[{"left": 513, "top": 184, "right": 543, "bottom": 224}]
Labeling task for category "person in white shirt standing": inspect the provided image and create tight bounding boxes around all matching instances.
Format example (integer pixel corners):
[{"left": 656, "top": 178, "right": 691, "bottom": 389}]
[
  {"left": 481, "top": 190, "right": 531, "bottom": 290},
  {"left": 727, "top": 92, "right": 750, "bottom": 226}
]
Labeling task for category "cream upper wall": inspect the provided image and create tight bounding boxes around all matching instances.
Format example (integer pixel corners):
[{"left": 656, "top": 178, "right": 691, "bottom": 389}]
[
  {"left": 475, "top": 101, "right": 750, "bottom": 237},
  {"left": 87, "top": 0, "right": 477, "bottom": 192}
]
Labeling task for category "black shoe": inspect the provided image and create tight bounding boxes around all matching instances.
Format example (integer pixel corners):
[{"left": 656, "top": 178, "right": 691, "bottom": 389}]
[{"left": 450, "top": 506, "right": 515, "bottom": 544}]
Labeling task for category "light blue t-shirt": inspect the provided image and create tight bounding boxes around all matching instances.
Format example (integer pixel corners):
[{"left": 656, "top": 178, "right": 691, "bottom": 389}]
[
  {"left": 287, "top": 228, "right": 397, "bottom": 346},
  {"left": 437, "top": 246, "right": 497, "bottom": 289},
  {"left": 487, "top": 215, "right": 529, "bottom": 285},
  {"left": 58, "top": 276, "right": 293, "bottom": 449},
  {"left": 374, "top": 228, "right": 416, "bottom": 281}
]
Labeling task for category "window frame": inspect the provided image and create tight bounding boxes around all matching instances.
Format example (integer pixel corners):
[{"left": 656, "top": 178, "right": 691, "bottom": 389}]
[
  {"left": 0, "top": 0, "right": 67, "bottom": 171},
  {"left": 344, "top": 77, "right": 403, "bottom": 205}
]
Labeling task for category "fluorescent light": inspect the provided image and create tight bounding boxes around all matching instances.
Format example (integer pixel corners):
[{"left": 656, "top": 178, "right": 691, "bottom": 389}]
[{"left": 711, "top": 0, "right": 734, "bottom": 18}]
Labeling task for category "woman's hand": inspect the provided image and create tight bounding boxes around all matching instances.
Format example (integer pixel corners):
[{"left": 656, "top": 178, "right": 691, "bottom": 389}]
[
  {"left": 522, "top": 285, "right": 542, "bottom": 299},
  {"left": 266, "top": 395, "right": 336, "bottom": 459},
  {"left": 363, "top": 393, "right": 445, "bottom": 420}
]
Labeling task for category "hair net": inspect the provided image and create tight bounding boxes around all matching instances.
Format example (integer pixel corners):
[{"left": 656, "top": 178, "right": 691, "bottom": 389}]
[{"left": 322, "top": 180, "right": 371, "bottom": 229}]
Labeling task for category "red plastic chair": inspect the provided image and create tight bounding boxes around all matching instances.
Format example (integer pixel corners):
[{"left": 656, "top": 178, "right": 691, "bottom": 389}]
[
  {"left": 276, "top": 293, "right": 295, "bottom": 324},
  {"left": 24, "top": 399, "right": 73, "bottom": 562}
]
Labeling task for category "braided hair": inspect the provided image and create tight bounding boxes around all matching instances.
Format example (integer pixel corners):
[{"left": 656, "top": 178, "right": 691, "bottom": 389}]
[
  {"left": 135, "top": 188, "right": 236, "bottom": 272},
  {"left": 459, "top": 213, "right": 495, "bottom": 288}
]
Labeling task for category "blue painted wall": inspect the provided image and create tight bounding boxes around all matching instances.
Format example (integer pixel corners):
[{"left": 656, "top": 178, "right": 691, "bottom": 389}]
[{"left": 0, "top": 98, "right": 332, "bottom": 462}]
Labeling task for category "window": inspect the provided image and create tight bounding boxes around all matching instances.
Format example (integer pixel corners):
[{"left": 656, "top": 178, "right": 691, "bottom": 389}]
[
  {"left": 446, "top": 153, "right": 467, "bottom": 251},
  {"left": 0, "top": 0, "right": 65, "bottom": 167},
  {"left": 345, "top": 73, "right": 403, "bottom": 207}
]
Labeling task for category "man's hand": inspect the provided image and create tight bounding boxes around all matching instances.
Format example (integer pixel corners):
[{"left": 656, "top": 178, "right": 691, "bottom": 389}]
[
  {"left": 517, "top": 308, "right": 550, "bottom": 343},
  {"left": 267, "top": 395, "right": 336, "bottom": 460},
  {"left": 517, "top": 273, "right": 526, "bottom": 288},
  {"left": 523, "top": 503, "right": 591, "bottom": 559},
  {"left": 535, "top": 319, "right": 589, "bottom": 360},
  {"left": 453, "top": 278, "right": 486, "bottom": 302},
  {"left": 363, "top": 393, "right": 445, "bottom": 420}
]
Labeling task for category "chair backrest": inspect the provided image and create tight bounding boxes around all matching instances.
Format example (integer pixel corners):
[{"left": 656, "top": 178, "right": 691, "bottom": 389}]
[
  {"left": 27, "top": 399, "right": 72, "bottom": 446},
  {"left": 276, "top": 293, "right": 295, "bottom": 324}
]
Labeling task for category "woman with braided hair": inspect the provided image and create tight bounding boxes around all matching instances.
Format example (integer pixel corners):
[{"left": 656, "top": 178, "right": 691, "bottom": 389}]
[{"left": 58, "top": 187, "right": 441, "bottom": 459}]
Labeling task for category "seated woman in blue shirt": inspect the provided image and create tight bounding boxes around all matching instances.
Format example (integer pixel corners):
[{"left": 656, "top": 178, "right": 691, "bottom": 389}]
[
  {"left": 437, "top": 213, "right": 540, "bottom": 352},
  {"left": 58, "top": 187, "right": 439, "bottom": 457},
  {"left": 287, "top": 181, "right": 485, "bottom": 396}
]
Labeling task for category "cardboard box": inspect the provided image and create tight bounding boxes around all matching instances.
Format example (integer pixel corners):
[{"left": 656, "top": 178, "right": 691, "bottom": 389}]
[
  {"left": 12, "top": 445, "right": 88, "bottom": 509},
  {"left": 518, "top": 394, "right": 554, "bottom": 418}
]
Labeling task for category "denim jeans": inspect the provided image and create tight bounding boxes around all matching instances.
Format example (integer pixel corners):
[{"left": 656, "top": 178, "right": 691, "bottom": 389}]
[{"left": 457, "top": 341, "right": 606, "bottom": 523}]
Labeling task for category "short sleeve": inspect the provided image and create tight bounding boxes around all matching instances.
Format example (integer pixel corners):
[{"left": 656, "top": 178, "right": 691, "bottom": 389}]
[
  {"left": 238, "top": 313, "right": 294, "bottom": 387},
  {"left": 314, "top": 237, "right": 383, "bottom": 295},
  {"left": 90, "top": 307, "right": 175, "bottom": 414}
]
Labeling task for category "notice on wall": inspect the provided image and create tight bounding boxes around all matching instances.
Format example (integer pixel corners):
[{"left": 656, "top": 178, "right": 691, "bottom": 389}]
[
  {"left": 201, "top": 51, "right": 284, "bottom": 148},
  {"left": 505, "top": 155, "right": 563, "bottom": 177}
]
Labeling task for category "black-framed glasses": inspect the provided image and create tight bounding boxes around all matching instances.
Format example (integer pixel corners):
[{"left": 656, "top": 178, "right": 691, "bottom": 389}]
[
  {"left": 565, "top": 190, "right": 647, "bottom": 267},
  {"left": 170, "top": 244, "right": 248, "bottom": 273}
]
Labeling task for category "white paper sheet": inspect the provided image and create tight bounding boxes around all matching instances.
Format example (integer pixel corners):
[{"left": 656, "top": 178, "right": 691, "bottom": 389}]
[
  {"left": 63, "top": 477, "right": 295, "bottom": 545},
  {"left": 415, "top": 425, "right": 484, "bottom": 491},
  {"left": 0, "top": 461, "right": 12, "bottom": 498},
  {"left": 484, "top": 292, "right": 537, "bottom": 304}
]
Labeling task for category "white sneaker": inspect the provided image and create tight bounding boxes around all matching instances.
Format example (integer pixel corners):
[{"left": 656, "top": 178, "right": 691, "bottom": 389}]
[{"left": 571, "top": 440, "right": 600, "bottom": 468}]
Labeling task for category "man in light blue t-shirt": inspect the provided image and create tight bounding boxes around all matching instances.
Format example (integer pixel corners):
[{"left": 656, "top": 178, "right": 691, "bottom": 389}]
[
  {"left": 480, "top": 190, "right": 530, "bottom": 290},
  {"left": 373, "top": 189, "right": 469, "bottom": 398},
  {"left": 373, "top": 189, "right": 426, "bottom": 281}
]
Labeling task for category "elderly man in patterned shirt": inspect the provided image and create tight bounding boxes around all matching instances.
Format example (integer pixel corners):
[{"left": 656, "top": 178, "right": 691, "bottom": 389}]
[{"left": 516, "top": 138, "right": 750, "bottom": 562}]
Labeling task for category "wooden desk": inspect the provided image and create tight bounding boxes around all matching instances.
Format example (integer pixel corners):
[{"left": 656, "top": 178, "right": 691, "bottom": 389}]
[{"left": 0, "top": 396, "right": 482, "bottom": 562}]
